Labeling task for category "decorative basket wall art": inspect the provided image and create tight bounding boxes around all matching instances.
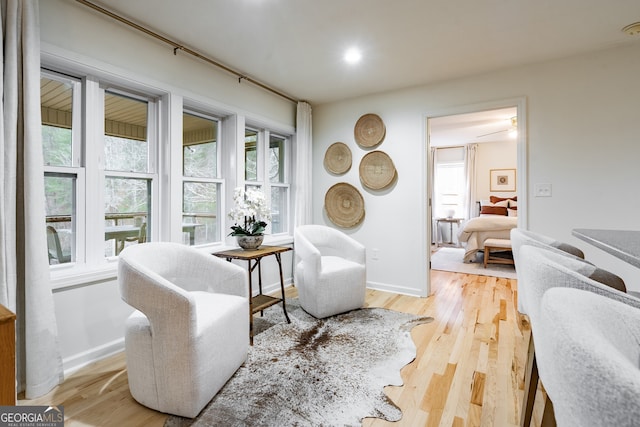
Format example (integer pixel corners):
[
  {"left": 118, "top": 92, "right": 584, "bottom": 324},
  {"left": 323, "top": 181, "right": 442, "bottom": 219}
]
[
  {"left": 324, "top": 182, "right": 365, "bottom": 228},
  {"left": 324, "top": 142, "right": 352, "bottom": 174},
  {"left": 359, "top": 150, "right": 397, "bottom": 190},
  {"left": 354, "top": 113, "right": 385, "bottom": 148}
]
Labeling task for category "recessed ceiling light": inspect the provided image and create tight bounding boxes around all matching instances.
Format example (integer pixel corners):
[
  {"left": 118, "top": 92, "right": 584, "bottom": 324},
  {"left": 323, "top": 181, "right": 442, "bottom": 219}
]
[
  {"left": 622, "top": 22, "right": 640, "bottom": 36},
  {"left": 344, "top": 48, "right": 362, "bottom": 64}
]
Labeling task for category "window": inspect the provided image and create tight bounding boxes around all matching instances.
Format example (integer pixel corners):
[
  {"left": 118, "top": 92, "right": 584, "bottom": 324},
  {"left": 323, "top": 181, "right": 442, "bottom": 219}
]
[
  {"left": 42, "top": 68, "right": 159, "bottom": 268},
  {"left": 244, "top": 127, "right": 290, "bottom": 235},
  {"left": 103, "top": 90, "right": 156, "bottom": 257},
  {"left": 268, "top": 134, "right": 288, "bottom": 234},
  {"left": 182, "top": 111, "right": 222, "bottom": 245},
  {"left": 41, "top": 63, "right": 295, "bottom": 275},
  {"left": 42, "top": 73, "right": 81, "bottom": 265},
  {"left": 434, "top": 147, "right": 465, "bottom": 219}
]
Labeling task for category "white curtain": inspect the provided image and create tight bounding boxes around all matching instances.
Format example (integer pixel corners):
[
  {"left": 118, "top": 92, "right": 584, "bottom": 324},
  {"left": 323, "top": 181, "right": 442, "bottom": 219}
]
[
  {"left": 0, "top": 0, "right": 63, "bottom": 398},
  {"left": 429, "top": 147, "right": 438, "bottom": 243},
  {"left": 293, "top": 101, "right": 313, "bottom": 226},
  {"left": 464, "top": 143, "right": 478, "bottom": 219}
]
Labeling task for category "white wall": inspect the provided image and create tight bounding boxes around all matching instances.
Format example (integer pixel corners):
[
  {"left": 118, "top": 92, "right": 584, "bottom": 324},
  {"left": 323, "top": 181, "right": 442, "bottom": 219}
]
[
  {"left": 40, "top": 0, "right": 297, "bottom": 373},
  {"left": 476, "top": 140, "right": 518, "bottom": 201},
  {"left": 313, "top": 42, "right": 640, "bottom": 296},
  {"left": 41, "top": 0, "right": 640, "bottom": 371}
]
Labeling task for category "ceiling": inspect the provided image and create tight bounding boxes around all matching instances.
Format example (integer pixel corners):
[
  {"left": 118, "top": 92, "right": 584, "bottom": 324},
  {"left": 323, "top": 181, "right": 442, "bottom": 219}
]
[
  {"left": 84, "top": 0, "right": 640, "bottom": 105},
  {"left": 429, "top": 107, "right": 518, "bottom": 147}
]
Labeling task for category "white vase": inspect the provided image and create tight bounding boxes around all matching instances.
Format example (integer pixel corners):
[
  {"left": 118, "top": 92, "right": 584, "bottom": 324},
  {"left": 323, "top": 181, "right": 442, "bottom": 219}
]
[{"left": 236, "top": 235, "right": 264, "bottom": 250}]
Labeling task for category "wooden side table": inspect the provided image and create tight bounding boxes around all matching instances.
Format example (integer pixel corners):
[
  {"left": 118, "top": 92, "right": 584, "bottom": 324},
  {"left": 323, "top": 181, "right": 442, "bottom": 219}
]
[{"left": 213, "top": 245, "right": 292, "bottom": 345}]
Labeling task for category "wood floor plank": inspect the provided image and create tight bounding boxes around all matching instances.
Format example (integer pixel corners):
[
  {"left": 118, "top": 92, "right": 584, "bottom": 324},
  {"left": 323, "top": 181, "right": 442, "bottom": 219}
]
[{"left": 19, "top": 269, "right": 535, "bottom": 427}]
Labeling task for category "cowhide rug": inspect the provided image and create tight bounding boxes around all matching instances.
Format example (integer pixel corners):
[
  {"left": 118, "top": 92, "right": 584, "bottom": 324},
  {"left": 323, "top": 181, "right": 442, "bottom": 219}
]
[{"left": 164, "top": 298, "right": 433, "bottom": 427}]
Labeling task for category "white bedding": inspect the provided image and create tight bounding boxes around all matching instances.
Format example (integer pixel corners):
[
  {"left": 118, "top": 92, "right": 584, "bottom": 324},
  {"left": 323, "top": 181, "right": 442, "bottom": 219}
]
[{"left": 457, "top": 216, "right": 518, "bottom": 263}]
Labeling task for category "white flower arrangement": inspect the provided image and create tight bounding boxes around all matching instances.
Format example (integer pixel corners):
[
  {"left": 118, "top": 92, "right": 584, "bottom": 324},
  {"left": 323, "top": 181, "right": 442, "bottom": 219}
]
[{"left": 228, "top": 187, "right": 272, "bottom": 236}]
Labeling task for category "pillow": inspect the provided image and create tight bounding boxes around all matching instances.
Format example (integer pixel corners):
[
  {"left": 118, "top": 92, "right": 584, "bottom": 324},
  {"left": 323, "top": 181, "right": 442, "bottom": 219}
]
[
  {"left": 509, "top": 199, "right": 518, "bottom": 208},
  {"left": 489, "top": 196, "right": 508, "bottom": 203},
  {"left": 489, "top": 196, "right": 510, "bottom": 207},
  {"left": 480, "top": 205, "right": 508, "bottom": 216},
  {"left": 508, "top": 208, "right": 517, "bottom": 217},
  {"left": 589, "top": 268, "right": 627, "bottom": 293},
  {"left": 552, "top": 242, "right": 585, "bottom": 259}
]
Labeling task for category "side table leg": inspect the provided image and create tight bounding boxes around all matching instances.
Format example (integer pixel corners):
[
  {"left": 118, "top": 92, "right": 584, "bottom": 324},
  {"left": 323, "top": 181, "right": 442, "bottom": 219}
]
[
  {"left": 275, "top": 253, "right": 291, "bottom": 323},
  {"left": 247, "top": 259, "right": 254, "bottom": 346}
]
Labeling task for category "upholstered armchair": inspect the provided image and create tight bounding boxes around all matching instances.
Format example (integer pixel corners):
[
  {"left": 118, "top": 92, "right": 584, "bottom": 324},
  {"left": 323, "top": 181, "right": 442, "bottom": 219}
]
[
  {"left": 536, "top": 287, "right": 640, "bottom": 426},
  {"left": 294, "top": 225, "right": 366, "bottom": 318},
  {"left": 510, "top": 228, "right": 623, "bottom": 314},
  {"left": 514, "top": 243, "right": 634, "bottom": 427},
  {"left": 118, "top": 242, "right": 249, "bottom": 418},
  {"left": 517, "top": 244, "right": 635, "bottom": 326}
]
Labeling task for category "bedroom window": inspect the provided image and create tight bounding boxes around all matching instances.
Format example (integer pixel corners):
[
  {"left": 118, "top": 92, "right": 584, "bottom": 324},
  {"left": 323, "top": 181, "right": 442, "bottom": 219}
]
[{"left": 434, "top": 160, "right": 465, "bottom": 219}]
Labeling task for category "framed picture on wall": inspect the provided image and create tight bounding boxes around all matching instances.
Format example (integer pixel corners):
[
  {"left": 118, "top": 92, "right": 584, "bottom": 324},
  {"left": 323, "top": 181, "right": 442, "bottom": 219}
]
[{"left": 490, "top": 168, "right": 516, "bottom": 192}]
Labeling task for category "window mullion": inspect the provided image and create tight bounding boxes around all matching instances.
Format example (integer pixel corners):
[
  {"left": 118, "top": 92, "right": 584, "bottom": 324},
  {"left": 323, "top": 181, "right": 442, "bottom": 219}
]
[{"left": 84, "top": 77, "right": 105, "bottom": 264}]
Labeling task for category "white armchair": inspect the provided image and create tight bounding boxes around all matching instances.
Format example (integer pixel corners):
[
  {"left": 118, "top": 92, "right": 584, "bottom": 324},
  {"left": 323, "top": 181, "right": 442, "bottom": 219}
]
[
  {"left": 510, "top": 228, "right": 626, "bottom": 314},
  {"left": 294, "top": 225, "right": 366, "bottom": 318},
  {"left": 537, "top": 288, "right": 640, "bottom": 426},
  {"left": 118, "top": 242, "right": 249, "bottom": 418}
]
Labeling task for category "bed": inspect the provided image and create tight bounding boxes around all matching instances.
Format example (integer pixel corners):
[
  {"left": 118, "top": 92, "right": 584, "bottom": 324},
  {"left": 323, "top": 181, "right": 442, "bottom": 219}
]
[{"left": 457, "top": 196, "right": 518, "bottom": 263}]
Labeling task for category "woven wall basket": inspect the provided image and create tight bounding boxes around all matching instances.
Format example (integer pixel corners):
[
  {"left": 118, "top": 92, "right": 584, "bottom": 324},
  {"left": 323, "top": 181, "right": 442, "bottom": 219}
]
[
  {"left": 324, "top": 182, "right": 365, "bottom": 228},
  {"left": 354, "top": 113, "right": 385, "bottom": 148},
  {"left": 359, "top": 150, "right": 396, "bottom": 190},
  {"left": 324, "top": 142, "right": 352, "bottom": 174}
]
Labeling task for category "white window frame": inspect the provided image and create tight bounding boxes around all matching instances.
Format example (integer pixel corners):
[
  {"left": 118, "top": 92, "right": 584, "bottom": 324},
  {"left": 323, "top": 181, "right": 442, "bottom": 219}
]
[
  {"left": 243, "top": 126, "right": 291, "bottom": 236},
  {"left": 267, "top": 132, "right": 290, "bottom": 236},
  {"left": 182, "top": 108, "right": 224, "bottom": 246},
  {"left": 42, "top": 70, "right": 85, "bottom": 267},
  {"left": 98, "top": 86, "right": 159, "bottom": 260}
]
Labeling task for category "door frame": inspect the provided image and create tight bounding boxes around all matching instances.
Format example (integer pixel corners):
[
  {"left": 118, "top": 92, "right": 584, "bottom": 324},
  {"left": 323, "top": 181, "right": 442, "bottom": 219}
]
[{"left": 425, "top": 97, "right": 528, "bottom": 275}]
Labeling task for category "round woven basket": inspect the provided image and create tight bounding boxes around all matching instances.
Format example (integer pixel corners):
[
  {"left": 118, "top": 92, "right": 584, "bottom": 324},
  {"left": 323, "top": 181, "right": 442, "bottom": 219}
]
[
  {"left": 324, "top": 182, "right": 365, "bottom": 228},
  {"left": 354, "top": 113, "right": 385, "bottom": 148},
  {"left": 324, "top": 142, "right": 352, "bottom": 174},
  {"left": 359, "top": 150, "right": 396, "bottom": 190}
]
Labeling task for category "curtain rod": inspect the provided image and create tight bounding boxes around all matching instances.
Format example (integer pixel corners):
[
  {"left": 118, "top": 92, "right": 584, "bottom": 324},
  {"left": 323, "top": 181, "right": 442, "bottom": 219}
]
[{"left": 75, "top": 0, "right": 298, "bottom": 104}]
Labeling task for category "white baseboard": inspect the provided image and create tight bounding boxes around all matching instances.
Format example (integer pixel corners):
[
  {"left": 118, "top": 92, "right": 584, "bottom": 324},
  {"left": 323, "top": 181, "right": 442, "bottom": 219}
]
[
  {"left": 62, "top": 338, "right": 125, "bottom": 377},
  {"left": 366, "top": 281, "right": 427, "bottom": 297}
]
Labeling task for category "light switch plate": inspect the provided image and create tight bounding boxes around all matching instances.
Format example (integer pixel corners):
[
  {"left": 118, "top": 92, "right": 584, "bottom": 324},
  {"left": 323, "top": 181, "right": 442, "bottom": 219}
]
[{"left": 534, "top": 183, "right": 552, "bottom": 197}]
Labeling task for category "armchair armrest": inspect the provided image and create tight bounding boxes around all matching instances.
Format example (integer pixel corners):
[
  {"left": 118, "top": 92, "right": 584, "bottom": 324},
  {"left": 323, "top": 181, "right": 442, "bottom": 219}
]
[
  {"left": 172, "top": 249, "right": 248, "bottom": 298},
  {"left": 294, "top": 229, "right": 321, "bottom": 277}
]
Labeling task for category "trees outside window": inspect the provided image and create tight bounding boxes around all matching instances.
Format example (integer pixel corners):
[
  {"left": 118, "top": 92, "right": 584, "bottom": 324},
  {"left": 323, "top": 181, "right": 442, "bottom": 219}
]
[
  {"left": 182, "top": 111, "right": 221, "bottom": 245},
  {"left": 244, "top": 127, "right": 290, "bottom": 235}
]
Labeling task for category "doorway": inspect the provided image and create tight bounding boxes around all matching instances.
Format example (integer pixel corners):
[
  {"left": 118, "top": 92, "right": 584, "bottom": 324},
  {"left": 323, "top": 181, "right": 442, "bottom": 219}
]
[{"left": 426, "top": 98, "right": 527, "bottom": 274}]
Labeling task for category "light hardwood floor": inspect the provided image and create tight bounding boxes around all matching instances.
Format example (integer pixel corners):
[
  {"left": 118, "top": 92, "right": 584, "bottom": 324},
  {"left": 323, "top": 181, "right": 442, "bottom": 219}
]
[{"left": 20, "top": 269, "right": 540, "bottom": 426}]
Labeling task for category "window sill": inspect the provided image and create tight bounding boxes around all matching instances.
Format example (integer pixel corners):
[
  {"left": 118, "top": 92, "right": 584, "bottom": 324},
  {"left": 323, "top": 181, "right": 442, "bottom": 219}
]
[
  {"left": 50, "top": 235, "right": 294, "bottom": 292},
  {"left": 50, "top": 261, "right": 119, "bottom": 292}
]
